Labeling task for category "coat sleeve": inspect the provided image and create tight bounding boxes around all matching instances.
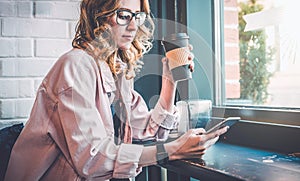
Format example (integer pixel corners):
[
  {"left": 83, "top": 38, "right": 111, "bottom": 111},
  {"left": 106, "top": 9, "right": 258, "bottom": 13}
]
[
  {"left": 52, "top": 52, "right": 144, "bottom": 179},
  {"left": 130, "top": 89, "right": 179, "bottom": 141}
]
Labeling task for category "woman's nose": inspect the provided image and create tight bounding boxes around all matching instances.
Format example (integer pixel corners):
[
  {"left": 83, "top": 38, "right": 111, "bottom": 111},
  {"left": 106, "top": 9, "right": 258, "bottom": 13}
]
[{"left": 126, "top": 18, "right": 138, "bottom": 31}]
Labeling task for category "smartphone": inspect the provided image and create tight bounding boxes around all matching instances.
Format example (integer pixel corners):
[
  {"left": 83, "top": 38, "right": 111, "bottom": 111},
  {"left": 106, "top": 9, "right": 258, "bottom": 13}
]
[{"left": 205, "top": 117, "right": 241, "bottom": 134}]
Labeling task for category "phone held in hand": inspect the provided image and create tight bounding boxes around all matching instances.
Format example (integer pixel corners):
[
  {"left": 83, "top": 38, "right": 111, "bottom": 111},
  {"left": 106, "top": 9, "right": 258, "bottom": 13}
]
[{"left": 205, "top": 117, "right": 241, "bottom": 134}]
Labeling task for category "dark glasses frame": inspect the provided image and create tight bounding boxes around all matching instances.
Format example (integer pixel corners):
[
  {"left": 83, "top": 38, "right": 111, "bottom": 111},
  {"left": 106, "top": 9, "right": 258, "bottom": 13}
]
[
  {"left": 115, "top": 9, "right": 146, "bottom": 26},
  {"left": 99, "top": 9, "right": 147, "bottom": 27}
]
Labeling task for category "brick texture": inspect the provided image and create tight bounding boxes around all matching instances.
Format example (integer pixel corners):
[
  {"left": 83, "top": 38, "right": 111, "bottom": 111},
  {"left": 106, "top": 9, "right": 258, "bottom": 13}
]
[
  {"left": 0, "top": 78, "right": 35, "bottom": 98},
  {"left": 2, "top": 18, "right": 68, "bottom": 38},
  {"left": 0, "top": 0, "right": 78, "bottom": 129},
  {"left": 0, "top": 2, "right": 17, "bottom": 17},
  {"left": 224, "top": 10, "right": 238, "bottom": 25},
  {"left": 224, "top": 0, "right": 240, "bottom": 98},
  {"left": 224, "top": 0, "right": 238, "bottom": 7},
  {"left": 0, "top": 58, "right": 56, "bottom": 77},
  {"left": 35, "top": 1, "right": 80, "bottom": 20},
  {"left": 35, "top": 39, "right": 73, "bottom": 57}
]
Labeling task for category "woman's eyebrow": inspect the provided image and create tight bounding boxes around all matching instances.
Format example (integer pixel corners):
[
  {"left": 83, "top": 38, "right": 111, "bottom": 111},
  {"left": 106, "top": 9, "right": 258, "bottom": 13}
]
[{"left": 118, "top": 8, "right": 141, "bottom": 13}]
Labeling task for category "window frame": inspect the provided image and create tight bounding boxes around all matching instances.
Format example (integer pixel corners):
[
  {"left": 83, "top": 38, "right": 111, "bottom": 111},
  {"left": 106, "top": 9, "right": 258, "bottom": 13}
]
[{"left": 213, "top": 0, "right": 300, "bottom": 127}]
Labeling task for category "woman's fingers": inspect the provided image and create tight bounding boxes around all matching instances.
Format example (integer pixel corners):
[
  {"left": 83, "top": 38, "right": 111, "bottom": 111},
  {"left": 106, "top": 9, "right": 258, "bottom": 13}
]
[
  {"left": 171, "top": 126, "right": 228, "bottom": 160},
  {"left": 161, "top": 57, "right": 168, "bottom": 64},
  {"left": 188, "top": 44, "right": 193, "bottom": 51},
  {"left": 192, "top": 128, "right": 206, "bottom": 135},
  {"left": 203, "top": 136, "right": 219, "bottom": 149},
  {"left": 187, "top": 44, "right": 195, "bottom": 72},
  {"left": 203, "top": 126, "right": 229, "bottom": 142},
  {"left": 189, "top": 60, "right": 194, "bottom": 72},
  {"left": 194, "top": 126, "right": 228, "bottom": 149},
  {"left": 188, "top": 51, "right": 194, "bottom": 61},
  {"left": 184, "top": 149, "right": 206, "bottom": 158}
]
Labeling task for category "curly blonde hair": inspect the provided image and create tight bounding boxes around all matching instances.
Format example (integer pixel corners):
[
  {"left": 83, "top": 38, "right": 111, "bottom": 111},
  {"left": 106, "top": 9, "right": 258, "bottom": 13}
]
[{"left": 72, "top": 0, "right": 154, "bottom": 79}]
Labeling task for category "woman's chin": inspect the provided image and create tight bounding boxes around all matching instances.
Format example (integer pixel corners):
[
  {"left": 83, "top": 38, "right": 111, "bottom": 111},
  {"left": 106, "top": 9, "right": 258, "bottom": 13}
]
[{"left": 118, "top": 43, "right": 131, "bottom": 50}]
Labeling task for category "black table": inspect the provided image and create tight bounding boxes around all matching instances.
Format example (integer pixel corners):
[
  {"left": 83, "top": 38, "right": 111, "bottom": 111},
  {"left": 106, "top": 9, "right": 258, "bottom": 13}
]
[{"left": 162, "top": 142, "right": 300, "bottom": 181}]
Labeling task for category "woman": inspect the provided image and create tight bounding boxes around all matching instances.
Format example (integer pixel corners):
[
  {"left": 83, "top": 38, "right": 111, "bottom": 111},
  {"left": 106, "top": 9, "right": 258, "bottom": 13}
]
[{"left": 5, "top": 0, "right": 228, "bottom": 180}]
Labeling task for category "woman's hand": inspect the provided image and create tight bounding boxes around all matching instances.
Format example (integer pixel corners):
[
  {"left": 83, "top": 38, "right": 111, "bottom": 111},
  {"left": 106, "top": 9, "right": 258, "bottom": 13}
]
[
  {"left": 187, "top": 44, "right": 194, "bottom": 72},
  {"left": 165, "top": 126, "right": 228, "bottom": 160},
  {"left": 159, "top": 44, "right": 194, "bottom": 112}
]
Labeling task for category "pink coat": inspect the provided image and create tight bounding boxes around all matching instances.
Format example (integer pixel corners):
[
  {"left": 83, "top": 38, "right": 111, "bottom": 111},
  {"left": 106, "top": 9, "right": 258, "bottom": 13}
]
[{"left": 5, "top": 48, "right": 178, "bottom": 181}]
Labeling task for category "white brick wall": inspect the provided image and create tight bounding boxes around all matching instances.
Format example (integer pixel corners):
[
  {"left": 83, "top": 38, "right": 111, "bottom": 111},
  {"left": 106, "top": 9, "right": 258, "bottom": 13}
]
[{"left": 0, "top": 0, "right": 80, "bottom": 129}]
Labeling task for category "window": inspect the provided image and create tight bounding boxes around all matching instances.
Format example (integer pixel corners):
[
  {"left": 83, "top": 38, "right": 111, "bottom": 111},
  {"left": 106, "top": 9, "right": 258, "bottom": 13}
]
[
  {"left": 223, "top": 0, "right": 300, "bottom": 109},
  {"left": 210, "top": 0, "right": 300, "bottom": 127}
]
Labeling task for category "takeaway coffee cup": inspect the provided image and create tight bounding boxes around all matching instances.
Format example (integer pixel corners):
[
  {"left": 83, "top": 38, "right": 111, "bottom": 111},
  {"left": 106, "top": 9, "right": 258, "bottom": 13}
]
[{"left": 162, "top": 33, "right": 192, "bottom": 82}]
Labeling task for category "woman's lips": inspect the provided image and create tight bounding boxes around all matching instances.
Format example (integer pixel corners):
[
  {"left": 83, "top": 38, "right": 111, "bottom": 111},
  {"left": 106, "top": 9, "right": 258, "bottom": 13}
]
[{"left": 122, "top": 35, "right": 134, "bottom": 41}]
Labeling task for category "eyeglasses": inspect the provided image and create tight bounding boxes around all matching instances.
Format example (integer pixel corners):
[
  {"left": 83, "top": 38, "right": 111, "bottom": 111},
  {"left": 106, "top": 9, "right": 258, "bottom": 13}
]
[{"left": 114, "top": 9, "right": 147, "bottom": 26}]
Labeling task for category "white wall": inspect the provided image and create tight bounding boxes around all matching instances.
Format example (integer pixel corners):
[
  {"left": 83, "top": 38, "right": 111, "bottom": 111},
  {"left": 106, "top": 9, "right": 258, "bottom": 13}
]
[{"left": 0, "top": 0, "right": 80, "bottom": 129}]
